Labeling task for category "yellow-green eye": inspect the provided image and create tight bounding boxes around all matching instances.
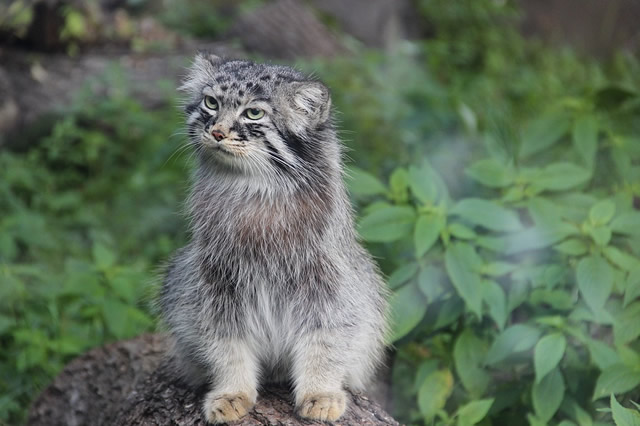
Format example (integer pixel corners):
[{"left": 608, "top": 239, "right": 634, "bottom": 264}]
[
  {"left": 204, "top": 96, "right": 218, "bottom": 110},
  {"left": 245, "top": 108, "right": 265, "bottom": 120}
]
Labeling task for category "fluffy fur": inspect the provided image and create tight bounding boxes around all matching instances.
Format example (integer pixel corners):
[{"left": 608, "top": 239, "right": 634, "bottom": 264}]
[{"left": 160, "top": 54, "right": 388, "bottom": 423}]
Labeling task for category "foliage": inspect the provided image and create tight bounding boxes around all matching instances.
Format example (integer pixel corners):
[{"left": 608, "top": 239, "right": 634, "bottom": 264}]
[
  {"left": 2, "top": 1, "right": 640, "bottom": 424},
  {"left": 0, "top": 70, "right": 189, "bottom": 423},
  {"left": 320, "top": 2, "right": 640, "bottom": 425}
]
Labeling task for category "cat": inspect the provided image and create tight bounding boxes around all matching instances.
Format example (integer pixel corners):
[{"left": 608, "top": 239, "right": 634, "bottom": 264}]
[{"left": 159, "top": 53, "right": 388, "bottom": 423}]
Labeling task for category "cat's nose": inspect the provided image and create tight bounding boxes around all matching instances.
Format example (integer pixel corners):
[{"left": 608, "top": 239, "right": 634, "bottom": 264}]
[{"left": 210, "top": 130, "right": 226, "bottom": 141}]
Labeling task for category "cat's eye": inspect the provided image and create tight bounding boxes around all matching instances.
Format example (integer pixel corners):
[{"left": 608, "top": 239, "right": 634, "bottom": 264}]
[
  {"left": 245, "top": 108, "right": 265, "bottom": 120},
  {"left": 204, "top": 96, "right": 218, "bottom": 110}
]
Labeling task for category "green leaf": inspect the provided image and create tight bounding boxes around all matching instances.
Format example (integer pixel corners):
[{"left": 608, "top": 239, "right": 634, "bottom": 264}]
[
  {"left": 108, "top": 271, "right": 139, "bottom": 303},
  {"left": 449, "top": 223, "right": 477, "bottom": 240},
  {"left": 587, "top": 339, "right": 620, "bottom": 370},
  {"left": 417, "top": 265, "right": 445, "bottom": 302},
  {"left": 62, "top": 8, "right": 87, "bottom": 39},
  {"left": 485, "top": 324, "right": 542, "bottom": 365},
  {"left": 413, "top": 360, "right": 439, "bottom": 393},
  {"left": 533, "top": 162, "right": 591, "bottom": 191},
  {"left": 346, "top": 166, "right": 387, "bottom": 196},
  {"left": 561, "top": 397, "right": 594, "bottom": 426},
  {"left": 611, "top": 212, "right": 640, "bottom": 236},
  {"left": 102, "top": 299, "right": 130, "bottom": 339},
  {"left": 611, "top": 394, "right": 640, "bottom": 426},
  {"left": 434, "top": 297, "right": 465, "bottom": 329},
  {"left": 414, "top": 214, "right": 444, "bottom": 258},
  {"left": 589, "top": 200, "right": 616, "bottom": 225},
  {"left": 93, "top": 243, "right": 116, "bottom": 270},
  {"left": 466, "top": 158, "right": 514, "bottom": 188},
  {"left": 476, "top": 235, "right": 508, "bottom": 252},
  {"left": 588, "top": 225, "right": 612, "bottom": 246},
  {"left": 603, "top": 246, "right": 640, "bottom": 272},
  {"left": 389, "top": 168, "right": 410, "bottom": 203},
  {"left": 0, "top": 314, "right": 14, "bottom": 334},
  {"left": 456, "top": 398, "right": 494, "bottom": 426},
  {"left": 593, "top": 364, "right": 640, "bottom": 400},
  {"left": 387, "top": 263, "right": 419, "bottom": 290},
  {"left": 482, "top": 280, "right": 507, "bottom": 329},
  {"left": 358, "top": 205, "right": 416, "bottom": 242},
  {"left": 417, "top": 369, "right": 454, "bottom": 420},
  {"left": 482, "top": 262, "right": 518, "bottom": 277},
  {"left": 409, "top": 162, "right": 439, "bottom": 204},
  {"left": 624, "top": 269, "right": 640, "bottom": 307},
  {"left": 530, "top": 289, "right": 574, "bottom": 310},
  {"left": 577, "top": 255, "right": 614, "bottom": 313},
  {"left": 594, "top": 85, "right": 638, "bottom": 110},
  {"left": 614, "top": 302, "right": 640, "bottom": 345},
  {"left": 505, "top": 224, "right": 578, "bottom": 254},
  {"left": 454, "top": 330, "right": 491, "bottom": 396},
  {"left": 618, "top": 346, "right": 640, "bottom": 367},
  {"left": 526, "top": 414, "right": 547, "bottom": 426},
  {"left": 534, "top": 333, "right": 567, "bottom": 383},
  {"left": 554, "top": 239, "right": 588, "bottom": 256},
  {"left": 445, "top": 243, "right": 483, "bottom": 317},
  {"left": 572, "top": 116, "right": 599, "bottom": 169},
  {"left": 389, "top": 281, "right": 427, "bottom": 342},
  {"left": 520, "top": 113, "right": 571, "bottom": 158},
  {"left": 450, "top": 198, "right": 522, "bottom": 232},
  {"left": 532, "top": 368, "right": 565, "bottom": 422}
]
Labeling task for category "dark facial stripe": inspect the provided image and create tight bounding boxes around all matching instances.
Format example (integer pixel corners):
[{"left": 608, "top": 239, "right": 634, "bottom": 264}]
[
  {"left": 263, "top": 140, "right": 290, "bottom": 173},
  {"left": 228, "top": 122, "right": 248, "bottom": 141},
  {"left": 276, "top": 127, "right": 313, "bottom": 162},
  {"left": 185, "top": 100, "right": 200, "bottom": 114},
  {"left": 246, "top": 124, "right": 265, "bottom": 138}
]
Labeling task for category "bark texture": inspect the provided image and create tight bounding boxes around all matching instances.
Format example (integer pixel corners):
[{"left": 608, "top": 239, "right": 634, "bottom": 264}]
[{"left": 27, "top": 334, "right": 398, "bottom": 426}]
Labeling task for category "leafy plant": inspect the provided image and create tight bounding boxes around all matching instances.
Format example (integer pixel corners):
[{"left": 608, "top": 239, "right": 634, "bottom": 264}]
[
  {"left": 0, "top": 69, "right": 189, "bottom": 423},
  {"left": 347, "top": 57, "right": 640, "bottom": 426}
]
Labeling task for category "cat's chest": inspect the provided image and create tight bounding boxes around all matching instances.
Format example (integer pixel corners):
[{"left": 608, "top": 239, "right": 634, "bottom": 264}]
[{"left": 244, "top": 282, "right": 295, "bottom": 355}]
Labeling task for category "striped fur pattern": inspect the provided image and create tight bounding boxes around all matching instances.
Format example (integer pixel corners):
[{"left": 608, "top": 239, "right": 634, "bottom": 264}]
[{"left": 160, "top": 54, "right": 388, "bottom": 423}]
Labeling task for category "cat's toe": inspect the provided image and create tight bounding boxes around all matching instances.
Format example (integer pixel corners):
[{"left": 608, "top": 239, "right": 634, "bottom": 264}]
[
  {"left": 203, "top": 391, "right": 253, "bottom": 424},
  {"left": 297, "top": 391, "right": 346, "bottom": 422}
]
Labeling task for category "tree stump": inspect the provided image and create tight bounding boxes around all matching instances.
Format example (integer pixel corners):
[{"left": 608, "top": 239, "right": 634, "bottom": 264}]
[{"left": 27, "top": 334, "right": 399, "bottom": 425}]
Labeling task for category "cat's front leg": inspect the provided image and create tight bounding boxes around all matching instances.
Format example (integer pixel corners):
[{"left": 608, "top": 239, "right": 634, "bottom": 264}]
[
  {"left": 291, "top": 329, "right": 349, "bottom": 422},
  {"left": 202, "top": 339, "right": 259, "bottom": 424}
]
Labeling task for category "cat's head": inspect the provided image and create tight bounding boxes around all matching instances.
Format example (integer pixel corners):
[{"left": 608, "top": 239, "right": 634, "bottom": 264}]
[{"left": 180, "top": 54, "right": 338, "bottom": 179}]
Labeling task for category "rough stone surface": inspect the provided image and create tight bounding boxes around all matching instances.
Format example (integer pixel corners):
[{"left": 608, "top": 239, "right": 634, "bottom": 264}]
[
  {"left": 27, "top": 334, "right": 399, "bottom": 426},
  {"left": 228, "top": 0, "right": 346, "bottom": 59}
]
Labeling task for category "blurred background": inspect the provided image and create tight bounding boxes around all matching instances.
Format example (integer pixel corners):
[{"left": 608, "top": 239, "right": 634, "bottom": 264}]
[{"left": 1, "top": 0, "right": 640, "bottom": 424}]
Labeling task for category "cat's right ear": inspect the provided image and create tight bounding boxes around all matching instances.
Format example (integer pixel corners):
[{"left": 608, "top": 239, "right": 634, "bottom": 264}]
[
  {"left": 180, "top": 53, "right": 222, "bottom": 95},
  {"left": 193, "top": 52, "right": 222, "bottom": 69}
]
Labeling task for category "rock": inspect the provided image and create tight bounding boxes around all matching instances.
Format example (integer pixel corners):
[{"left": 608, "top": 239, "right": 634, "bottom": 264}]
[
  {"left": 228, "top": 0, "right": 346, "bottom": 59},
  {"left": 309, "top": 0, "right": 422, "bottom": 48},
  {"left": 27, "top": 334, "right": 399, "bottom": 426}
]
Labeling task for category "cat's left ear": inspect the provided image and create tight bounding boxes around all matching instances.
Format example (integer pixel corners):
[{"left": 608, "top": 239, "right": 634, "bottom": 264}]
[{"left": 290, "top": 81, "right": 332, "bottom": 126}]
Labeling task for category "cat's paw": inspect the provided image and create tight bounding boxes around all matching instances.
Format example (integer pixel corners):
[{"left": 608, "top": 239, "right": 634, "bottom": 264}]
[
  {"left": 297, "top": 391, "right": 347, "bottom": 422},
  {"left": 203, "top": 391, "right": 254, "bottom": 424}
]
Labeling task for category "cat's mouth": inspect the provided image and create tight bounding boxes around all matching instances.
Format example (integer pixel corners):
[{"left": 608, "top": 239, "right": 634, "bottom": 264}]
[{"left": 201, "top": 136, "right": 247, "bottom": 158}]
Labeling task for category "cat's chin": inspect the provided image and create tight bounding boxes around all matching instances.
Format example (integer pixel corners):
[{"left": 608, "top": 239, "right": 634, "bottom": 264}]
[{"left": 202, "top": 149, "right": 256, "bottom": 175}]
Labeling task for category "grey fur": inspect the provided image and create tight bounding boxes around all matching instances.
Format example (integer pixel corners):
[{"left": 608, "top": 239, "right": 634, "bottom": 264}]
[{"left": 160, "top": 54, "right": 388, "bottom": 423}]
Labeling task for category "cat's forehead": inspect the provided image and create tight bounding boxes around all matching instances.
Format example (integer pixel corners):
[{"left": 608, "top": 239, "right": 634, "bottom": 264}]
[{"left": 211, "top": 60, "right": 305, "bottom": 89}]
